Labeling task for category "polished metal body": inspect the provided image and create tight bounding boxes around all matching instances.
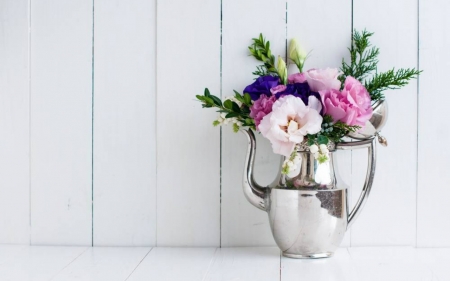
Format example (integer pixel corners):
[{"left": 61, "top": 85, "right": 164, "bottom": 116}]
[
  {"left": 349, "top": 100, "right": 388, "bottom": 146},
  {"left": 242, "top": 130, "right": 376, "bottom": 259}
]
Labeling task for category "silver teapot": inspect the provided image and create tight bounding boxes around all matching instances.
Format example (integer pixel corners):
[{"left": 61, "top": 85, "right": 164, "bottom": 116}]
[{"left": 241, "top": 130, "right": 376, "bottom": 259}]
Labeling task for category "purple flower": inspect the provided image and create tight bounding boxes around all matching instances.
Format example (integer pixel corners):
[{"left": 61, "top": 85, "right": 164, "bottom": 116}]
[
  {"left": 243, "top": 76, "right": 280, "bottom": 101},
  {"left": 250, "top": 95, "right": 276, "bottom": 128},
  {"left": 274, "top": 82, "right": 323, "bottom": 113}
]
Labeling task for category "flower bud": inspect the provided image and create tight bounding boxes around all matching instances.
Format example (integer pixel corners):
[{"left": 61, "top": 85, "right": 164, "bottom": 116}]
[
  {"left": 288, "top": 39, "right": 307, "bottom": 72},
  {"left": 277, "top": 56, "right": 288, "bottom": 85},
  {"left": 289, "top": 39, "right": 307, "bottom": 63},
  {"left": 309, "top": 144, "right": 319, "bottom": 154},
  {"left": 319, "top": 144, "right": 329, "bottom": 154}
]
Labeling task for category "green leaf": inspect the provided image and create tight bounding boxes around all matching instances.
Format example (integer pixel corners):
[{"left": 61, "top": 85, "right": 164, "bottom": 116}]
[
  {"left": 307, "top": 137, "right": 315, "bottom": 146},
  {"left": 225, "top": 112, "right": 239, "bottom": 118},
  {"left": 223, "top": 100, "right": 233, "bottom": 110},
  {"left": 243, "top": 93, "right": 252, "bottom": 105},
  {"left": 212, "top": 120, "right": 220, "bottom": 126},
  {"left": 233, "top": 123, "right": 240, "bottom": 133},
  {"left": 196, "top": 95, "right": 205, "bottom": 101},
  {"left": 204, "top": 88, "right": 211, "bottom": 97},
  {"left": 203, "top": 96, "right": 214, "bottom": 105},
  {"left": 317, "top": 135, "right": 329, "bottom": 145},
  {"left": 231, "top": 102, "right": 241, "bottom": 113},
  {"left": 210, "top": 95, "right": 222, "bottom": 107}
]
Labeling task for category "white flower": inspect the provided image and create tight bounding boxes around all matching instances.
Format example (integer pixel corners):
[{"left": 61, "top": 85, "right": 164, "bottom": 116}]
[
  {"left": 224, "top": 96, "right": 242, "bottom": 107},
  {"left": 309, "top": 144, "right": 319, "bottom": 154},
  {"left": 319, "top": 144, "right": 328, "bottom": 153},
  {"left": 259, "top": 95, "right": 323, "bottom": 157}
]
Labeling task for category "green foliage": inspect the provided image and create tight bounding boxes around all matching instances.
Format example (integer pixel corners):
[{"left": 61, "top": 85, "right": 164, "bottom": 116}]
[
  {"left": 248, "top": 34, "right": 278, "bottom": 77},
  {"left": 340, "top": 30, "right": 379, "bottom": 82},
  {"left": 365, "top": 68, "right": 422, "bottom": 102},
  {"left": 195, "top": 88, "right": 255, "bottom": 131},
  {"left": 307, "top": 115, "right": 360, "bottom": 144},
  {"left": 340, "top": 30, "right": 420, "bottom": 103}
]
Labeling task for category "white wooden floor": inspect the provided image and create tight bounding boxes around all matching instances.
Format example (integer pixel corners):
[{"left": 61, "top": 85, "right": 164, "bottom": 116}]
[{"left": 0, "top": 246, "right": 447, "bottom": 280}]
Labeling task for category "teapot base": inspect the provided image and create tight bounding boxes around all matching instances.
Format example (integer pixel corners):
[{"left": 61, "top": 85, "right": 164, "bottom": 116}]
[{"left": 282, "top": 252, "right": 333, "bottom": 259}]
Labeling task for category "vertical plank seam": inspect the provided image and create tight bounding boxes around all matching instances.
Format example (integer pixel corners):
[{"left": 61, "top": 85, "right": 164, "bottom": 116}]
[
  {"left": 219, "top": 0, "right": 223, "bottom": 248},
  {"left": 415, "top": 0, "right": 420, "bottom": 248},
  {"left": 91, "top": 0, "right": 95, "bottom": 247},
  {"left": 155, "top": 0, "right": 159, "bottom": 247},
  {"left": 28, "top": 0, "right": 32, "bottom": 246},
  {"left": 349, "top": 0, "right": 354, "bottom": 248}
]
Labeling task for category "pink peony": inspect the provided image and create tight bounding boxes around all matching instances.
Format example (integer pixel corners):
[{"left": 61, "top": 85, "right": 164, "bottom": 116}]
[
  {"left": 304, "top": 68, "right": 341, "bottom": 92},
  {"left": 270, "top": 85, "right": 287, "bottom": 95},
  {"left": 319, "top": 76, "right": 372, "bottom": 127},
  {"left": 258, "top": 95, "right": 323, "bottom": 157},
  {"left": 288, "top": 73, "right": 306, "bottom": 84},
  {"left": 250, "top": 95, "right": 276, "bottom": 128}
]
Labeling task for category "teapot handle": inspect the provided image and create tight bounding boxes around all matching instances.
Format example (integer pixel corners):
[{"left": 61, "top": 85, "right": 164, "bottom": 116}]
[{"left": 336, "top": 138, "right": 376, "bottom": 228}]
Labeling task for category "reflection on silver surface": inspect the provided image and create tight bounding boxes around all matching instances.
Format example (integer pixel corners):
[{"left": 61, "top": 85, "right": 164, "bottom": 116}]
[
  {"left": 241, "top": 130, "right": 377, "bottom": 259},
  {"left": 349, "top": 100, "right": 388, "bottom": 144}
]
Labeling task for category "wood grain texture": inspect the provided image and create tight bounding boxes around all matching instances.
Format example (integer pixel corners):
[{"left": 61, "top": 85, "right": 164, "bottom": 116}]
[
  {"left": 287, "top": 0, "right": 353, "bottom": 247},
  {"left": 93, "top": 0, "right": 157, "bottom": 246},
  {"left": 221, "top": 0, "right": 286, "bottom": 247},
  {"left": 417, "top": 0, "right": 450, "bottom": 247},
  {"left": 352, "top": 0, "right": 418, "bottom": 246},
  {"left": 0, "top": 0, "right": 30, "bottom": 244},
  {"left": 30, "top": 0, "right": 93, "bottom": 245},
  {"left": 156, "top": 0, "right": 221, "bottom": 246}
]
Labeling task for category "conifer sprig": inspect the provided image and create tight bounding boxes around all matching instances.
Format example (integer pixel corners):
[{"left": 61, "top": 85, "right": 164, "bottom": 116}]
[
  {"left": 248, "top": 34, "right": 278, "bottom": 77},
  {"left": 340, "top": 30, "right": 421, "bottom": 103}
]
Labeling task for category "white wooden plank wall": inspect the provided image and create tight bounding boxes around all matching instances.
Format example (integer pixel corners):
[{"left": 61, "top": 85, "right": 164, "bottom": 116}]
[
  {"left": 93, "top": 0, "right": 156, "bottom": 246},
  {"left": 0, "top": 0, "right": 449, "bottom": 247},
  {"left": 352, "top": 0, "right": 418, "bottom": 246},
  {"left": 156, "top": 0, "right": 221, "bottom": 246},
  {"left": 30, "top": 0, "right": 93, "bottom": 245},
  {"left": 0, "top": 0, "right": 30, "bottom": 244},
  {"left": 417, "top": 0, "right": 450, "bottom": 247}
]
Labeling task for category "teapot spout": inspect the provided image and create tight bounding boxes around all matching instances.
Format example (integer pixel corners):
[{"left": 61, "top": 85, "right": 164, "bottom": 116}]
[{"left": 241, "top": 129, "right": 267, "bottom": 211}]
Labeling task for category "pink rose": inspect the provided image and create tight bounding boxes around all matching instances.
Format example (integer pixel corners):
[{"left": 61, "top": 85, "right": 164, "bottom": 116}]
[
  {"left": 288, "top": 73, "right": 306, "bottom": 84},
  {"left": 270, "top": 85, "right": 287, "bottom": 95},
  {"left": 304, "top": 68, "right": 341, "bottom": 92},
  {"left": 319, "top": 76, "right": 372, "bottom": 127},
  {"left": 250, "top": 95, "right": 276, "bottom": 128}
]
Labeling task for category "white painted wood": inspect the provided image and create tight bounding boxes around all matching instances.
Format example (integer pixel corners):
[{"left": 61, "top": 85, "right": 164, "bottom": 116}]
[
  {"left": 0, "top": 245, "right": 27, "bottom": 265},
  {"left": 51, "top": 247, "right": 151, "bottom": 280},
  {"left": 93, "top": 0, "right": 157, "bottom": 246},
  {"left": 281, "top": 248, "right": 357, "bottom": 280},
  {"left": 417, "top": 0, "right": 450, "bottom": 247},
  {"left": 156, "top": 0, "right": 221, "bottom": 246},
  {"left": 221, "top": 0, "right": 286, "bottom": 247},
  {"left": 287, "top": 0, "right": 353, "bottom": 248},
  {"left": 30, "top": 0, "right": 93, "bottom": 245},
  {"left": 0, "top": 0, "right": 30, "bottom": 244},
  {"left": 417, "top": 248, "right": 450, "bottom": 280},
  {"left": 348, "top": 247, "right": 434, "bottom": 281},
  {"left": 205, "top": 247, "right": 280, "bottom": 281},
  {"left": 0, "top": 246, "right": 87, "bottom": 281},
  {"left": 352, "top": 0, "right": 418, "bottom": 246},
  {"left": 127, "top": 248, "right": 217, "bottom": 281}
]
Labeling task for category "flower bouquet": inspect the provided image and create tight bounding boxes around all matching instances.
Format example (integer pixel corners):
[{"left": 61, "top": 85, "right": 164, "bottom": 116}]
[{"left": 196, "top": 30, "right": 420, "bottom": 175}]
